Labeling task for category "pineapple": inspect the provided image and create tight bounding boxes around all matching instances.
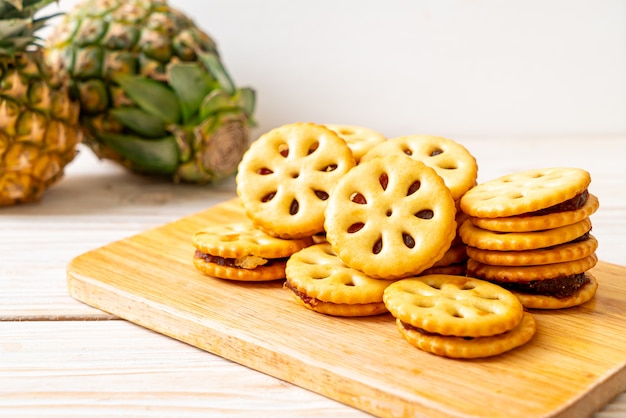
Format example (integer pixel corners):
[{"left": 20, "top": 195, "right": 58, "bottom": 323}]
[
  {"left": 0, "top": 0, "right": 82, "bottom": 206},
  {"left": 45, "top": 0, "right": 256, "bottom": 184}
]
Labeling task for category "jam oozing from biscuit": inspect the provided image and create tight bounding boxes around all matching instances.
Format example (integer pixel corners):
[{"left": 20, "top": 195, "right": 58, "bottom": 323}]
[
  {"left": 490, "top": 273, "right": 590, "bottom": 299},
  {"left": 284, "top": 279, "right": 318, "bottom": 307},
  {"left": 525, "top": 190, "right": 588, "bottom": 217},
  {"left": 400, "top": 321, "right": 475, "bottom": 340},
  {"left": 194, "top": 250, "right": 283, "bottom": 269}
]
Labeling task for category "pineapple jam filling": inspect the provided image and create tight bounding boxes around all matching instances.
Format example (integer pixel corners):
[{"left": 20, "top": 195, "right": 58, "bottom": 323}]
[
  {"left": 490, "top": 273, "right": 591, "bottom": 299},
  {"left": 524, "top": 190, "right": 588, "bottom": 217},
  {"left": 284, "top": 279, "right": 319, "bottom": 307},
  {"left": 399, "top": 321, "right": 478, "bottom": 340},
  {"left": 194, "top": 250, "right": 286, "bottom": 270},
  {"left": 470, "top": 233, "right": 592, "bottom": 299}
]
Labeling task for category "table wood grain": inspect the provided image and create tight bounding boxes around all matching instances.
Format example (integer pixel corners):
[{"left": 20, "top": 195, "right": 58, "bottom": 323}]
[{"left": 2, "top": 136, "right": 625, "bottom": 417}]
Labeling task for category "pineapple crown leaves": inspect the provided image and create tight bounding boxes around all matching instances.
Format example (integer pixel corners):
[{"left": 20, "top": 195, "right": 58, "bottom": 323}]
[
  {"left": 1, "top": 0, "right": 61, "bottom": 55},
  {"left": 101, "top": 53, "right": 256, "bottom": 176}
]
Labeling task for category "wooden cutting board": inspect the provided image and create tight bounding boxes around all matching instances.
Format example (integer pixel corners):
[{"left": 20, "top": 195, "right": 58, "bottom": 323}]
[{"left": 67, "top": 198, "right": 626, "bottom": 418}]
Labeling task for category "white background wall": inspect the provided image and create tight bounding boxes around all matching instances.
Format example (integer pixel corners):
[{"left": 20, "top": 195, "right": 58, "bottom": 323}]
[{"left": 45, "top": 0, "right": 626, "bottom": 140}]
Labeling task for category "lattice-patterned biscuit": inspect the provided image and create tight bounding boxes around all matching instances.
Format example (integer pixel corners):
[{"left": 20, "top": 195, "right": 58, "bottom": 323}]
[
  {"left": 512, "top": 273, "right": 598, "bottom": 309},
  {"left": 470, "top": 193, "right": 599, "bottom": 232},
  {"left": 460, "top": 167, "right": 591, "bottom": 218},
  {"left": 323, "top": 124, "right": 387, "bottom": 163},
  {"left": 192, "top": 221, "right": 313, "bottom": 281},
  {"left": 466, "top": 235, "right": 598, "bottom": 266},
  {"left": 383, "top": 275, "right": 524, "bottom": 338},
  {"left": 324, "top": 155, "right": 457, "bottom": 279},
  {"left": 466, "top": 254, "right": 598, "bottom": 282},
  {"left": 284, "top": 243, "right": 394, "bottom": 316},
  {"left": 459, "top": 218, "right": 592, "bottom": 251},
  {"left": 396, "top": 312, "right": 536, "bottom": 358},
  {"left": 360, "top": 134, "right": 478, "bottom": 200},
  {"left": 236, "top": 122, "right": 356, "bottom": 239}
]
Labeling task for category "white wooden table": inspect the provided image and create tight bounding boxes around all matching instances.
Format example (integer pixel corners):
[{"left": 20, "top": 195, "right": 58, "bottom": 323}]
[{"left": 2, "top": 136, "right": 625, "bottom": 417}]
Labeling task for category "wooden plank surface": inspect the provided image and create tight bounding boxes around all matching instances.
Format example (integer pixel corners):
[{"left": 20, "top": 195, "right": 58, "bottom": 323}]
[
  {"left": 0, "top": 320, "right": 365, "bottom": 417},
  {"left": 66, "top": 197, "right": 626, "bottom": 418}
]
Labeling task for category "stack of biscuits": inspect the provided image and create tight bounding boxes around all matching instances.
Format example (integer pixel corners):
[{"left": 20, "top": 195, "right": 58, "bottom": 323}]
[{"left": 459, "top": 167, "right": 600, "bottom": 309}]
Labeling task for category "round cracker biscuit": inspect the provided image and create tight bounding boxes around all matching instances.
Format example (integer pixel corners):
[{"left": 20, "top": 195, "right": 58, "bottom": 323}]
[
  {"left": 396, "top": 311, "right": 536, "bottom": 358},
  {"left": 512, "top": 272, "right": 598, "bottom": 309},
  {"left": 459, "top": 218, "right": 592, "bottom": 251},
  {"left": 236, "top": 122, "right": 356, "bottom": 239},
  {"left": 460, "top": 167, "right": 591, "bottom": 218},
  {"left": 360, "top": 134, "right": 478, "bottom": 200},
  {"left": 285, "top": 243, "right": 395, "bottom": 305},
  {"left": 192, "top": 222, "right": 314, "bottom": 259},
  {"left": 287, "top": 293, "right": 388, "bottom": 317},
  {"left": 466, "top": 235, "right": 598, "bottom": 266},
  {"left": 323, "top": 124, "right": 387, "bottom": 162},
  {"left": 466, "top": 254, "right": 598, "bottom": 282},
  {"left": 193, "top": 257, "right": 287, "bottom": 281},
  {"left": 324, "top": 155, "right": 457, "bottom": 279},
  {"left": 470, "top": 194, "right": 599, "bottom": 232},
  {"left": 383, "top": 275, "right": 524, "bottom": 338}
]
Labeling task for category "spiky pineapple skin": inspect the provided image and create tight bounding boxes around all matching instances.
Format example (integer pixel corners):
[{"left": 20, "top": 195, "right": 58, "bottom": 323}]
[
  {"left": 0, "top": 51, "right": 82, "bottom": 206},
  {"left": 46, "top": 0, "right": 254, "bottom": 184}
]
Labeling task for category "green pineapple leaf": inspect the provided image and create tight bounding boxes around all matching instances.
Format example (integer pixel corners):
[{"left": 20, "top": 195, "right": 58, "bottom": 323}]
[
  {"left": 199, "top": 87, "right": 256, "bottom": 121},
  {"left": 237, "top": 87, "right": 256, "bottom": 118},
  {"left": 113, "top": 73, "right": 181, "bottom": 125},
  {"left": 197, "top": 51, "right": 235, "bottom": 95},
  {"left": 167, "top": 62, "right": 213, "bottom": 124},
  {"left": 97, "top": 132, "right": 180, "bottom": 174},
  {"left": 199, "top": 90, "right": 234, "bottom": 119},
  {"left": 110, "top": 107, "right": 168, "bottom": 138}
]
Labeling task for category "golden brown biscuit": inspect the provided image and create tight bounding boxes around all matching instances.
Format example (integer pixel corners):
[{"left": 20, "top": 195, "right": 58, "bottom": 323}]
[
  {"left": 285, "top": 243, "right": 394, "bottom": 316},
  {"left": 324, "top": 155, "right": 457, "bottom": 279},
  {"left": 323, "top": 124, "right": 387, "bottom": 163},
  {"left": 361, "top": 134, "right": 478, "bottom": 200},
  {"left": 460, "top": 167, "right": 591, "bottom": 219},
  {"left": 512, "top": 273, "right": 598, "bottom": 309},
  {"left": 466, "top": 235, "right": 598, "bottom": 266},
  {"left": 459, "top": 217, "right": 592, "bottom": 251},
  {"left": 383, "top": 275, "right": 525, "bottom": 338},
  {"left": 470, "top": 193, "right": 599, "bottom": 232},
  {"left": 236, "top": 122, "right": 356, "bottom": 239},
  {"left": 396, "top": 312, "right": 536, "bottom": 359},
  {"left": 466, "top": 254, "right": 598, "bottom": 282},
  {"left": 192, "top": 222, "right": 313, "bottom": 281}
]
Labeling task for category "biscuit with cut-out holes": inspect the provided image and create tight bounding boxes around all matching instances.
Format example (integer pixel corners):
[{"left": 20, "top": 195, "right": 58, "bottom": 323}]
[
  {"left": 460, "top": 167, "right": 591, "bottom": 219},
  {"left": 323, "top": 123, "right": 387, "bottom": 163},
  {"left": 459, "top": 217, "right": 592, "bottom": 251},
  {"left": 192, "top": 222, "right": 314, "bottom": 281},
  {"left": 236, "top": 122, "right": 356, "bottom": 239},
  {"left": 383, "top": 275, "right": 525, "bottom": 338},
  {"left": 324, "top": 155, "right": 457, "bottom": 279},
  {"left": 470, "top": 193, "right": 599, "bottom": 233},
  {"left": 284, "top": 243, "right": 394, "bottom": 316},
  {"left": 396, "top": 312, "right": 536, "bottom": 358},
  {"left": 360, "top": 134, "right": 478, "bottom": 200},
  {"left": 466, "top": 234, "right": 598, "bottom": 266}
]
